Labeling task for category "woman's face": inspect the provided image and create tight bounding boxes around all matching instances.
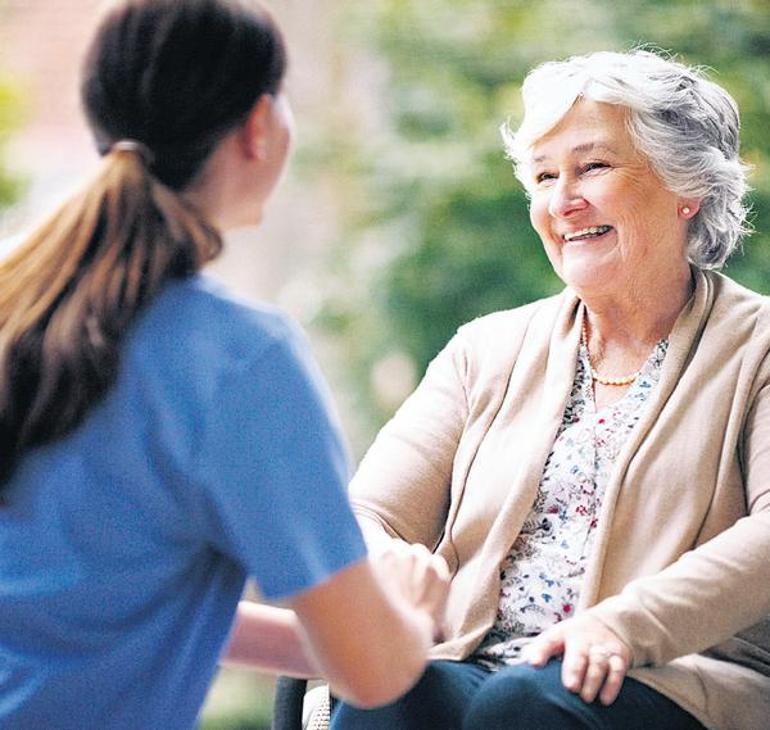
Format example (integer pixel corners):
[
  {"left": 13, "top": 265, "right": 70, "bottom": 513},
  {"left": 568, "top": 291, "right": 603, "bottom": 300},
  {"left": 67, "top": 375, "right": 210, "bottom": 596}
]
[
  {"left": 232, "top": 91, "right": 294, "bottom": 228},
  {"left": 527, "top": 99, "right": 692, "bottom": 298}
]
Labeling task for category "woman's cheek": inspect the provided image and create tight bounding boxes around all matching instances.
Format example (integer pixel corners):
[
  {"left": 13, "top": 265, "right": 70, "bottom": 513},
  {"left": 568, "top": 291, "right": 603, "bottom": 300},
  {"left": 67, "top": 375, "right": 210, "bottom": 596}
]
[{"left": 528, "top": 193, "right": 550, "bottom": 238}]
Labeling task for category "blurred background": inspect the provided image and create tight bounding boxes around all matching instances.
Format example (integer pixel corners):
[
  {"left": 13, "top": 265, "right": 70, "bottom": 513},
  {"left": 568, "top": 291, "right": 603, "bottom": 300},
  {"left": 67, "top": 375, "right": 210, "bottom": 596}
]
[{"left": 0, "top": 0, "right": 768, "bottom": 727}]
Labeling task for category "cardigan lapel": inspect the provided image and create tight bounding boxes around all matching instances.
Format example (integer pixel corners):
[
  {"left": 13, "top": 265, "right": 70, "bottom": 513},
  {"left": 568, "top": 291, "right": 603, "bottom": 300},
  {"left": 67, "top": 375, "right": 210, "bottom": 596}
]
[
  {"left": 468, "top": 290, "right": 584, "bottom": 604},
  {"left": 578, "top": 267, "right": 717, "bottom": 607}
]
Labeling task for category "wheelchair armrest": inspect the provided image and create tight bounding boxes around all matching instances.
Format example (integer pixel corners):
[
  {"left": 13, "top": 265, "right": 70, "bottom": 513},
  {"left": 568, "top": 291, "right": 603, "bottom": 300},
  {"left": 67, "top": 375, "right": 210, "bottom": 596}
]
[{"left": 272, "top": 676, "right": 308, "bottom": 730}]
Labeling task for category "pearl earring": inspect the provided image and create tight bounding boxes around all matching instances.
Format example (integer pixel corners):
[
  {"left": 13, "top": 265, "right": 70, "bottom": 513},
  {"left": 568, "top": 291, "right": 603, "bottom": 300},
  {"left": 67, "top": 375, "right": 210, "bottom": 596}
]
[{"left": 681, "top": 206, "right": 691, "bottom": 216}]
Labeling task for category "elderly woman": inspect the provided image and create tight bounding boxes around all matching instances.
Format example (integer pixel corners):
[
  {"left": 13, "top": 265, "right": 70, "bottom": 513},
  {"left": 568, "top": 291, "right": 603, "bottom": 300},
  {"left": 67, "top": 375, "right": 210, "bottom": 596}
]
[{"left": 331, "top": 50, "right": 770, "bottom": 730}]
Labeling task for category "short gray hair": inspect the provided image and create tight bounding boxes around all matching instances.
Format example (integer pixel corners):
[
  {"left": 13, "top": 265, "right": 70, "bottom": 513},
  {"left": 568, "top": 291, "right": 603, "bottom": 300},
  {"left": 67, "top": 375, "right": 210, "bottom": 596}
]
[{"left": 503, "top": 50, "right": 751, "bottom": 268}]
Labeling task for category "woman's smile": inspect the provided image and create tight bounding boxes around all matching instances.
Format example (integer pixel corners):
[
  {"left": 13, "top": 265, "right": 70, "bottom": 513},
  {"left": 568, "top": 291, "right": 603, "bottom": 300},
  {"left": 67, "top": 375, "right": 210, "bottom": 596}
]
[
  {"left": 527, "top": 99, "right": 690, "bottom": 300},
  {"left": 562, "top": 225, "right": 614, "bottom": 243}
]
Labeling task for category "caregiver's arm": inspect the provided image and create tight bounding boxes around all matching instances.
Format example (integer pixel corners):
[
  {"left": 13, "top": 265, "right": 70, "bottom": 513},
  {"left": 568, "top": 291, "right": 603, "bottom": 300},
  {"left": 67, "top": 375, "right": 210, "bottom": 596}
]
[
  {"left": 222, "top": 601, "right": 317, "bottom": 677},
  {"left": 291, "top": 549, "right": 449, "bottom": 709},
  {"left": 223, "top": 546, "right": 449, "bottom": 709}
]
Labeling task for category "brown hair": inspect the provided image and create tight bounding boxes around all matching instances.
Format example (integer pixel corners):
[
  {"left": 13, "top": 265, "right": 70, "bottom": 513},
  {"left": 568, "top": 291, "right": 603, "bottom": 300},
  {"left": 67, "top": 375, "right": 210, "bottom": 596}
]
[{"left": 0, "top": 0, "right": 286, "bottom": 487}]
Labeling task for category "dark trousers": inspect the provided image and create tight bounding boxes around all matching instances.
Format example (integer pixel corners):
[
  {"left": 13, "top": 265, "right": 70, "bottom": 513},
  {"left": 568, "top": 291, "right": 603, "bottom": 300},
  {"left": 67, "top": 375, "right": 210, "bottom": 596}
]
[{"left": 331, "top": 659, "right": 705, "bottom": 729}]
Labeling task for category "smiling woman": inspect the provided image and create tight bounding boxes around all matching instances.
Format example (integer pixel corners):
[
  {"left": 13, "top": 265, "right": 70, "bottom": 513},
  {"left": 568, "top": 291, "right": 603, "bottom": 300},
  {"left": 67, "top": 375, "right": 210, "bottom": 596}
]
[
  {"left": 330, "top": 50, "right": 770, "bottom": 730},
  {"left": 508, "top": 50, "right": 749, "bottom": 271},
  {"left": 526, "top": 99, "right": 695, "bottom": 331}
]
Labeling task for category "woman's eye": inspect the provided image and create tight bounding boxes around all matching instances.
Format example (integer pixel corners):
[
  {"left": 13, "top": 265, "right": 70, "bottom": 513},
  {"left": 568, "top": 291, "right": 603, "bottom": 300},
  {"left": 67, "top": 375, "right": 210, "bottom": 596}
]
[
  {"left": 535, "top": 172, "right": 557, "bottom": 184},
  {"left": 582, "top": 161, "right": 609, "bottom": 174}
]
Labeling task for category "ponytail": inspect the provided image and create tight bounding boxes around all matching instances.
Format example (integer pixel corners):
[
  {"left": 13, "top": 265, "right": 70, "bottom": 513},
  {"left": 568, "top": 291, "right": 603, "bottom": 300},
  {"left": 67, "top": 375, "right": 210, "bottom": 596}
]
[
  {"left": 0, "top": 0, "right": 286, "bottom": 488},
  {"left": 0, "top": 149, "right": 222, "bottom": 486}
]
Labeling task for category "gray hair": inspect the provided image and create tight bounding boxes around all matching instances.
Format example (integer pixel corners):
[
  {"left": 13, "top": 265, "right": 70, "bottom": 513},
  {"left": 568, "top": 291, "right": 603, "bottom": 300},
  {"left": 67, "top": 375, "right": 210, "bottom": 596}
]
[{"left": 503, "top": 50, "right": 751, "bottom": 268}]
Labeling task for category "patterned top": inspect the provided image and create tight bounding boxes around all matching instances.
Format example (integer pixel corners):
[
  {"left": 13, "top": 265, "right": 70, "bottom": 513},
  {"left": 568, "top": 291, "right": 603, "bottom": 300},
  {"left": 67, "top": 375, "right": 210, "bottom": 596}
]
[{"left": 473, "top": 329, "right": 669, "bottom": 668}]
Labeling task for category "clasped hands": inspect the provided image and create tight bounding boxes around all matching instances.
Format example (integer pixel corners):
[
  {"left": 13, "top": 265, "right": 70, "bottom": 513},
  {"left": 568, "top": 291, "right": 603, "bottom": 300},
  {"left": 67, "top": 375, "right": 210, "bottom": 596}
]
[{"left": 370, "top": 540, "right": 450, "bottom": 643}]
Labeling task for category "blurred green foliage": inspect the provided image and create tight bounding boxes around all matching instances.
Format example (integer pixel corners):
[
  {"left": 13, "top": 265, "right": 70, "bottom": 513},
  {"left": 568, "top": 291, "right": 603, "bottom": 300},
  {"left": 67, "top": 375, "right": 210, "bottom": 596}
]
[
  {"left": 314, "top": 0, "right": 770, "bottom": 448},
  {"left": 200, "top": 669, "right": 273, "bottom": 730},
  {"left": 202, "top": 717, "right": 268, "bottom": 730},
  {"left": 0, "top": 74, "right": 25, "bottom": 210}
]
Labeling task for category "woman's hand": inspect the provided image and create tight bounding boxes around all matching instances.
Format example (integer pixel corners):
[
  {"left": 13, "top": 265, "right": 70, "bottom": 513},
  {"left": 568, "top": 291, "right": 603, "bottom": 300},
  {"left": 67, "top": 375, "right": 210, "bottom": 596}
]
[
  {"left": 371, "top": 540, "right": 450, "bottom": 642},
  {"left": 521, "top": 614, "right": 633, "bottom": 706}
]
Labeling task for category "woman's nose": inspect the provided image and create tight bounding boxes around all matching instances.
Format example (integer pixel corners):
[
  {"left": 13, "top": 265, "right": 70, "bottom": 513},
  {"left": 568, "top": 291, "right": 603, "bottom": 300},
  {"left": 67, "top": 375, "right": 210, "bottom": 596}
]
[{"left": 547, "top": 177, "right": 588, "bottom": 218}]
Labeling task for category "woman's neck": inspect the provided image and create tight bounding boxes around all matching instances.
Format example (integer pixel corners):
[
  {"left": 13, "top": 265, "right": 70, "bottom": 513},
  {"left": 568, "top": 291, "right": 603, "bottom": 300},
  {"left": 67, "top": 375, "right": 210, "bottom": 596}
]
[{"left": 581, "top": 263, "right": 693, "bottom": 352}]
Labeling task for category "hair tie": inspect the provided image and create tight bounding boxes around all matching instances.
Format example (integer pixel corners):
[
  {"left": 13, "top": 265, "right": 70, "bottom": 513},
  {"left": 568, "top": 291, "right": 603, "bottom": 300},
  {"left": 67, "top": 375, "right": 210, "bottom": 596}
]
[{"left": 110, "top": 139, "right": 155, "bottom": 166}]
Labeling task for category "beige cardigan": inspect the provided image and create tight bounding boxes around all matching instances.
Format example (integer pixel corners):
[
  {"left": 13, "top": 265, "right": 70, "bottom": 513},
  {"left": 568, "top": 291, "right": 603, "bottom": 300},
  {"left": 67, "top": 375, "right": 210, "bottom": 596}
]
[{"left": 350, "top": 269, "right": 770, "bottom": 729}]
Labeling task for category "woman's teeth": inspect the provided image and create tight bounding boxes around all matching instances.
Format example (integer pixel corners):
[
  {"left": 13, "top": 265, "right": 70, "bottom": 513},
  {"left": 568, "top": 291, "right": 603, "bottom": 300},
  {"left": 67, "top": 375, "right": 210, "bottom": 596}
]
[{"left": 563, "top": 225, "right": 612, "bottom": 242}]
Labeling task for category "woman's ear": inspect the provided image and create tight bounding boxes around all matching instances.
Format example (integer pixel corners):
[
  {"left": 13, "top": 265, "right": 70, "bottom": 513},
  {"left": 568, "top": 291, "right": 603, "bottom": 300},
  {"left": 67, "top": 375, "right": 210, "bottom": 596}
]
[
  {"left": 238, "top": 94, "right": 273, "bottom": 162},
  {"left": 678, "top": 198, "right": 701, "bottom": 219}
]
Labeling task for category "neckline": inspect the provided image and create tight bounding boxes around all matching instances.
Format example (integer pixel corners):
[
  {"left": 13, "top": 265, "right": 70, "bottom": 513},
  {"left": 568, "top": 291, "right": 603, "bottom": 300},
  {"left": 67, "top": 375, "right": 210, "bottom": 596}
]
[{"left": 577, "top": 337, "right": 668, "bottom": 414}]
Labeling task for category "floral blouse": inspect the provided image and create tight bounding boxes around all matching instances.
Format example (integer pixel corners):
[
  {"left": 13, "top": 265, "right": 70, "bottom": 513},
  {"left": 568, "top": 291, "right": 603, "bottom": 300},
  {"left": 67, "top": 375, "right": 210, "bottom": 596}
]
[{"left": 473, "top": 331, "right": 669, "bottom": 668}]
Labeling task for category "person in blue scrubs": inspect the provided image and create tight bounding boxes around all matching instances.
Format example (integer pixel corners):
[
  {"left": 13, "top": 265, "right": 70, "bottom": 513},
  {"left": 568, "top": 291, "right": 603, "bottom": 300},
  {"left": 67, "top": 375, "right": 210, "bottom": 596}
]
[{"left": 0, "top": 1, "right": 448, "bottom": 727}]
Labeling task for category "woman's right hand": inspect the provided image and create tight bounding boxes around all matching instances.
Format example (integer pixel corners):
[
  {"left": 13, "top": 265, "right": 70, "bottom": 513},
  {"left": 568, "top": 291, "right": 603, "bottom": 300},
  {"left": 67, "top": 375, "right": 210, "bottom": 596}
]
[{"left": 370, "top": 540, "right": 450, "bottom": 642}]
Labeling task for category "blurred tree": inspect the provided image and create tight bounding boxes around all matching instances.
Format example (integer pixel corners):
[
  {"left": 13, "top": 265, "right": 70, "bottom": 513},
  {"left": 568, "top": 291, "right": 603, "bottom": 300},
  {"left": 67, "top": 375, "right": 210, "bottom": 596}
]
[{"left": 315, "top": 0, "right": 770, "bottom": 449}]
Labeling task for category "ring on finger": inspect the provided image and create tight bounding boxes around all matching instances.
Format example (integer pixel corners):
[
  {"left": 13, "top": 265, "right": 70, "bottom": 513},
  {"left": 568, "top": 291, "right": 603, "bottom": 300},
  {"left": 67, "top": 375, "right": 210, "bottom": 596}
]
[{"left": 588, "top": 644, "right": 614, "bottom": 661}]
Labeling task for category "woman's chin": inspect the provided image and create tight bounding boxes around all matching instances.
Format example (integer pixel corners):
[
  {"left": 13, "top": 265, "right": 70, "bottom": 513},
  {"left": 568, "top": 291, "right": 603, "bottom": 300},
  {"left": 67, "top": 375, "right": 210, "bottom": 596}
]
[{"left": 559, "top": 253, "right": 621, "bottom": 295}]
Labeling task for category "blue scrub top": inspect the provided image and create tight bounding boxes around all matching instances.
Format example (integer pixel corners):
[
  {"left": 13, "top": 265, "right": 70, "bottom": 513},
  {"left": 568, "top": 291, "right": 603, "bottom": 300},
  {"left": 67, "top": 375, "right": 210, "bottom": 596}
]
[{"left": 0, "top": 275, "right": 367, "bottom": 729}]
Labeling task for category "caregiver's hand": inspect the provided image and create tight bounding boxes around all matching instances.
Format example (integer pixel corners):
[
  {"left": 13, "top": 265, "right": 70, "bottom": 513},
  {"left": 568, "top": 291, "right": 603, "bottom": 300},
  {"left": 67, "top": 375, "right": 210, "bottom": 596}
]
[
  {"left": 521, "top": 613, "right": 633, "bottom": 706},
  {"left": 372, "top": 540, "right": 450, "bottom": 643}
]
